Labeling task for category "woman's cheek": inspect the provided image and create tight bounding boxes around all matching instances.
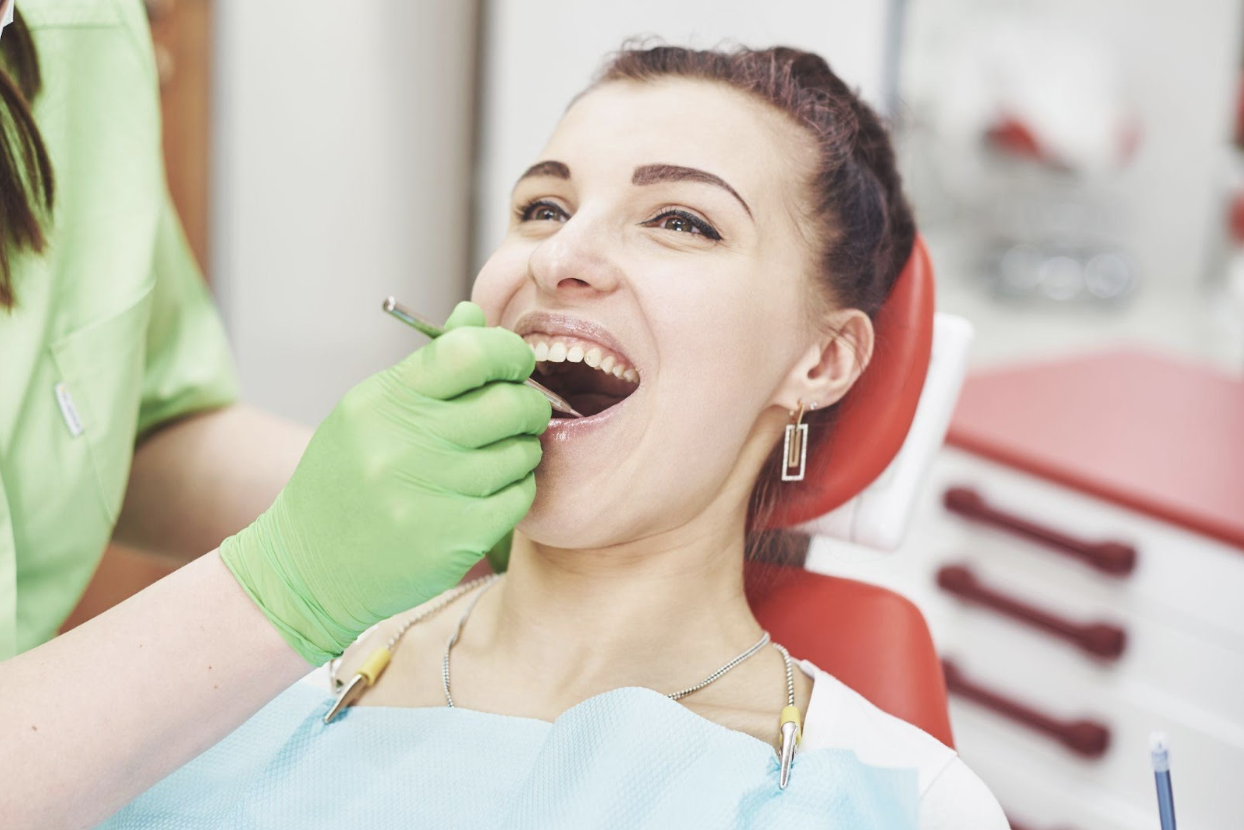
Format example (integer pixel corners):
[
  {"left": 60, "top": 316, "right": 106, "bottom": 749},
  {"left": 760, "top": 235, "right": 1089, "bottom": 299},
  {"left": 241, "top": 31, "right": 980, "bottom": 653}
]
[
  {"left": 469, "top": 285, "right": 503, "bottom": 325},
  {"left": 470, "top": 250, "right": 527, "bottom": 322}
]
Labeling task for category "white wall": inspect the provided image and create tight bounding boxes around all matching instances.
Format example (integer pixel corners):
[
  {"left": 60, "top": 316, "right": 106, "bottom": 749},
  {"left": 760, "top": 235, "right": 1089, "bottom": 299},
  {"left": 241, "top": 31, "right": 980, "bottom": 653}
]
[
  {"left": 211, "top": 1, "right": 479, "bottom": 424},
  {"left": 473, "top": 0, "right": 897, "bottom": 268}
]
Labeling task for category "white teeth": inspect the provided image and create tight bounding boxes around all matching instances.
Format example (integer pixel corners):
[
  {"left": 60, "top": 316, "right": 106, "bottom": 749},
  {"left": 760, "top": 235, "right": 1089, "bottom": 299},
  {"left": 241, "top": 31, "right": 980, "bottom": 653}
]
[{"left": 523, "top": 336, "right": 640, "bottom": 385}]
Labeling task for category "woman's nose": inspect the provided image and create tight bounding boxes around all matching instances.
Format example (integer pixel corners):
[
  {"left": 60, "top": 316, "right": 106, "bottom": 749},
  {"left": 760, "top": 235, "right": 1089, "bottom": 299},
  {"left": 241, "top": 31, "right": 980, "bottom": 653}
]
[{"left": 526, "top": 213, "right": 623, "bottom": 297}]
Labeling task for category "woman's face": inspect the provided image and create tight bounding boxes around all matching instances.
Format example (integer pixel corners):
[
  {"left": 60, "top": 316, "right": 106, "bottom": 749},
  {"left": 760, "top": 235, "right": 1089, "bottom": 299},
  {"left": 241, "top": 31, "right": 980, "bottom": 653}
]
[{"left": 472, "top": 78, "right": 828, "bottom": 549}]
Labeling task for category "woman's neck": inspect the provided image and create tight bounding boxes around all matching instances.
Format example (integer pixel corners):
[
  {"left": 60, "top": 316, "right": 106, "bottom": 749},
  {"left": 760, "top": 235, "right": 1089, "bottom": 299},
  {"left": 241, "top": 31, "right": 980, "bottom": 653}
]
[
  {"left": 446, "top": 414, "right": 791, "bottom": 715},
  {"left": 466, "top": 517, "right": 764, "bottom": 702}
]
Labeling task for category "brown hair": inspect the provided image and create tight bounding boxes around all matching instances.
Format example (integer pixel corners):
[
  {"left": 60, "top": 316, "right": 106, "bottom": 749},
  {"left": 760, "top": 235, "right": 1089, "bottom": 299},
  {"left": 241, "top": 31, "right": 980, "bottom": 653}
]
[
  {"left": 594, "top": 45, "right": 916, "bottom": 563},
  {"left": 0, "top": 9, "right": 55, "bottom": 310}
]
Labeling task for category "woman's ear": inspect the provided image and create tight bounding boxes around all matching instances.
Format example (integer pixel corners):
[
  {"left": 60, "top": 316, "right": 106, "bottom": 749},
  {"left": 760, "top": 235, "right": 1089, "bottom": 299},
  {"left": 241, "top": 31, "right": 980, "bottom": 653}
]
[{"left": 772, "top": 309, "right": 874, "bottom": 412}]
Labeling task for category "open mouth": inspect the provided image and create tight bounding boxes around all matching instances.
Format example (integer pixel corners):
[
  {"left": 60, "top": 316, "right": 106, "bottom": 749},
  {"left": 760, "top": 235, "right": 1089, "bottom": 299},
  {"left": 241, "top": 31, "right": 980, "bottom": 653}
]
[{"left": 523, "top": 334, "right": 641, "bottom": 418}]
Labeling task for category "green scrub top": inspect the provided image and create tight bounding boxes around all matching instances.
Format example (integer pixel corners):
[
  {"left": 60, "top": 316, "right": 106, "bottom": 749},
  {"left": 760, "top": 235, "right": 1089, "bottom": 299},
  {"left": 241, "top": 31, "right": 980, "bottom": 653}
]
[{"left": 0, "top": 0, "right": 239, "bottom": 659}]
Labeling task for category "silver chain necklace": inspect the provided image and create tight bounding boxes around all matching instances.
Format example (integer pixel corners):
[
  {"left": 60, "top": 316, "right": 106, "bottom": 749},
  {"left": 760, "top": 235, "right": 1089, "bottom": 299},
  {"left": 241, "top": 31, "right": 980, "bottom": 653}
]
[
  {"left": 440, "top": 575, "right": 794, "bottom": 710},
  {"left": 326, "top": 573, "right": 804, "bottom": 788}
]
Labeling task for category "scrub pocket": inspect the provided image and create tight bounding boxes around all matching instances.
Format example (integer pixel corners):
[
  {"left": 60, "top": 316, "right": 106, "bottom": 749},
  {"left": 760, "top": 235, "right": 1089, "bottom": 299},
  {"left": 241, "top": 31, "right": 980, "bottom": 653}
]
[{"left": 50, "top": 289, "right": 155, "bottom": 523}]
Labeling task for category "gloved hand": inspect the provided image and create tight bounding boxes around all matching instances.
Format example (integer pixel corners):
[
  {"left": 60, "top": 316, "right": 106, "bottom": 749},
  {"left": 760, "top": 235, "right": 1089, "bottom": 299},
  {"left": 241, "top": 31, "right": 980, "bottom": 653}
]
[{"left": 221, "top": 302, "right": 549, "bottom": 664}]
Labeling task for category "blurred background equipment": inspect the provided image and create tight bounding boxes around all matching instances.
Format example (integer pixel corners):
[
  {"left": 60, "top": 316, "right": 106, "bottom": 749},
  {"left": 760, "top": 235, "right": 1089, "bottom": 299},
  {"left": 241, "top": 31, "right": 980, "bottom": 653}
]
[
  {"left": 899, "top": 0, "right": 1244, "bottom": 373},
  {"left": 909, "top": 15, "right": 1142, "bottom": 306}
]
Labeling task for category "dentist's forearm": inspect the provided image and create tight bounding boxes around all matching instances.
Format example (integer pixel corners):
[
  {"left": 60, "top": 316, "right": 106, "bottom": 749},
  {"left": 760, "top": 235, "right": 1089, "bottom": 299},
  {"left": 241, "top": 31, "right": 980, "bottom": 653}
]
[
  {"left": 0, "top": 551, "right": 308, "bottom": 830},
  {"left": 114, "top": 404, "right": 311, "bottom": 563}
]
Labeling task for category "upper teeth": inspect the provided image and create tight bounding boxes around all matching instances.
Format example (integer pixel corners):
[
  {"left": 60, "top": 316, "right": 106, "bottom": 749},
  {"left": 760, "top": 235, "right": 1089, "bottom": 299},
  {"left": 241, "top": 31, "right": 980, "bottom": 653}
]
[{"left": 523, "top": 335, "right": 639, "bottom": 384}]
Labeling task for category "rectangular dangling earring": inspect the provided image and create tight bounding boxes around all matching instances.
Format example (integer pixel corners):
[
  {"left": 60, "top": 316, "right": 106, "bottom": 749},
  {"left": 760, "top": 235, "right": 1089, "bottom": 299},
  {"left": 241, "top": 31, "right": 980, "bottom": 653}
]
[{"left": 782, "top": 402, "right": 809, "bottom": 482}]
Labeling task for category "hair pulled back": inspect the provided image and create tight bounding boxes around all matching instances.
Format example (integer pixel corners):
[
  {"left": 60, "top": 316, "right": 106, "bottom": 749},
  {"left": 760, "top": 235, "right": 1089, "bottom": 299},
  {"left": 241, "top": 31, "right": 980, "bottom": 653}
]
[{"left": 594, "top": 44, "right": 916, "bottom": 564}]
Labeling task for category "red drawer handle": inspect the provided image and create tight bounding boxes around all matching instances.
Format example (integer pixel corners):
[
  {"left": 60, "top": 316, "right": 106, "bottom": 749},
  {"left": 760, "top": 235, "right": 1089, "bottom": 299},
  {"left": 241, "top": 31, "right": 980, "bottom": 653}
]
[
  {"left": 937, "top": 564, "right": 1127, "bottom": 659},
  {"left": 944, "top": 486, "right": 1137, "bottom": 577},
  {"left": 942, "top": 659, "right": 1111, "bottom": 759}
]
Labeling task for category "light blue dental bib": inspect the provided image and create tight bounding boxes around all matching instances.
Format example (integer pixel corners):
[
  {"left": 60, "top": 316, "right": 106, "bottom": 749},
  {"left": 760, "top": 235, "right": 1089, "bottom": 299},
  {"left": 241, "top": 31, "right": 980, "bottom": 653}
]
[{"left": 101, "top": 681, "right": 919, "bottom": 829}]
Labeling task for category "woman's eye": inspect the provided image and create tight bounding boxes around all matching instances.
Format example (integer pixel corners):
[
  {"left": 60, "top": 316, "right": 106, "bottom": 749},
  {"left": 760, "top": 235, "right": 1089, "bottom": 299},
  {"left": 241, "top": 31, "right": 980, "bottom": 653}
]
[
  {"left": 645, "top": 210, "right": 722, "bottom": 241},
  {"left": 517, "top": 200, "right": 568, "bottom": 223}
]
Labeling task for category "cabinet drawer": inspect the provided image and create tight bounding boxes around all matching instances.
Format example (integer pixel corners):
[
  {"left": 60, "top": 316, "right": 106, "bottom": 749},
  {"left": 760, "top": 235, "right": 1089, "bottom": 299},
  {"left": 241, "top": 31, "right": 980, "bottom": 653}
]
[
  {"left": 930, "top": 449, "right": 1244, "bottom": 641},
  {"left": 925, "top": 572, "right": 1244, "bottom": 723},
  {"left": 957, "top": 717, "right": 1219, "bottom": 830},
  {"left": 811, "top": 526, "right": 1244, "bottom": 723},
  {"left": 943, "top": 655, "right": 1244, "bottom": 828},
  {"left": 807, "top": 444, "right": 1244, "bottom": 828}
]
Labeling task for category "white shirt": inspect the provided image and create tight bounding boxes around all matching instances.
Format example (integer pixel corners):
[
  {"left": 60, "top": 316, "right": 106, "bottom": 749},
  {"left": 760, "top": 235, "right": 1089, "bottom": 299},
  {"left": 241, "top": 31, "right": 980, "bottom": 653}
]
[{"left": 798, "top": 659, "right": 1011, "bottom": 829}]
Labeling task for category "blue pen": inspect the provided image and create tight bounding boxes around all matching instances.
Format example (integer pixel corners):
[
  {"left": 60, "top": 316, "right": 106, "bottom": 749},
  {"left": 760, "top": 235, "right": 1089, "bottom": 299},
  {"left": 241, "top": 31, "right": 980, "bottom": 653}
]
[{"left": 1150, "top": 732, "right": 1177, "bottom": 830}]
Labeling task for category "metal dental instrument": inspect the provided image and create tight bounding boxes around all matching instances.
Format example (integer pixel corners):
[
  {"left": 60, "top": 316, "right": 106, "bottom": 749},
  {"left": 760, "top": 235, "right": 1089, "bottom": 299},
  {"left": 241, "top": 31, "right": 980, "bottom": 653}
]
[{"left": 382, "top": 297, "right": 583, "bottom": 418}]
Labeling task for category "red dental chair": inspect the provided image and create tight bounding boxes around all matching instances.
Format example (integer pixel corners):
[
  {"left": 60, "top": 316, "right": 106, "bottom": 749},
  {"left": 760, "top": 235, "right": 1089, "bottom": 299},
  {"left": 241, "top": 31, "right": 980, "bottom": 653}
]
[
  {"left": 745, "top": 566, "right": 954, "bottom": 748},
  {"left": 747, "top": 236, "right": 957, "bottom": 748}
]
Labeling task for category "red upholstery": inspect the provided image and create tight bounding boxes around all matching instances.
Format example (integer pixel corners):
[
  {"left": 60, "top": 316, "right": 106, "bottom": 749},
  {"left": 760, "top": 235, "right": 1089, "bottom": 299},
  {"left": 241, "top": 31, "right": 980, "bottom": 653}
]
[
  {"left": 765, "top": 235, "right": 936, "bottom": 529},
  {"left": 746, "top": 562, "right": 954, "bottom": 748},
  {"left": 754, "top": 238, "right": 951, "bottom": 745}
]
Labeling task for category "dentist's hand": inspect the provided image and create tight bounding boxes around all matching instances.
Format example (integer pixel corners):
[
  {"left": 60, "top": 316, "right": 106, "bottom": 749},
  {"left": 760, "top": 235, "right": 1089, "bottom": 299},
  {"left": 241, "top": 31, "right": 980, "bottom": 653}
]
[{"left": 220, "top": 302, "right": 549, "bottom": 664}]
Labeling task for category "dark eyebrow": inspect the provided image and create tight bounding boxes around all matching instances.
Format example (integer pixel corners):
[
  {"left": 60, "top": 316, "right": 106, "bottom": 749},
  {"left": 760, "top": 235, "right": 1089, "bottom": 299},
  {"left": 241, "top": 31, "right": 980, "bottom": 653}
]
[
  {"left": 632, "top": 163, "right": 752, "bottom": 218},
  {"left": 515, "top": 160, "right": 571, "bottom": 187}
]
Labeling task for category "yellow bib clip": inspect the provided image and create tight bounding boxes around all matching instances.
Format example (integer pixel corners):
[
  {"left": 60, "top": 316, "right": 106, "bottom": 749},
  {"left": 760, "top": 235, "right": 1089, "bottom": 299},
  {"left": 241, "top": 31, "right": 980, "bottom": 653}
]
[
  {"left": 778, "top": 703, "right": 802, "bottom": 789},
  {"left": 324, "top": 647, "right": 391, "bottom": 724}
]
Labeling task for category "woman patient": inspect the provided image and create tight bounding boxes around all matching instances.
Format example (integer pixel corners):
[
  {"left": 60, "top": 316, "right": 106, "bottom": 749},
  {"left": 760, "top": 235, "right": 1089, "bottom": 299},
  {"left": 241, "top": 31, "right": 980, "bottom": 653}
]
[{"left": 104, "top": 45, "right": 1007, "bottom": 828}]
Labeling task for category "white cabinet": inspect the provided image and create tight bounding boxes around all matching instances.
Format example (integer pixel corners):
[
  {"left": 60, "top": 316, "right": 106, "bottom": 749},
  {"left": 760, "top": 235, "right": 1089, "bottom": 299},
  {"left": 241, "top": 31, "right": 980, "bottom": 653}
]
[{"left": 809, "top": 447, "right": 1244, "bottom": 830}]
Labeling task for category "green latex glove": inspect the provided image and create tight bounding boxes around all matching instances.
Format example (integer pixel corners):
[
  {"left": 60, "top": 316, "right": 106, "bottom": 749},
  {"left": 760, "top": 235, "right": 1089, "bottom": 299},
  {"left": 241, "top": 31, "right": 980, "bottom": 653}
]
[{"left": 221, "top": 302, "right": 550, "bottom": 664}]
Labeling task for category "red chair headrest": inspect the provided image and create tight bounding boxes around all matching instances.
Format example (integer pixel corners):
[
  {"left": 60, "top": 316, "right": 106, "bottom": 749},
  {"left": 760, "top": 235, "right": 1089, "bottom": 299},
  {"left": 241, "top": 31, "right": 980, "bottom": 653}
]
[{"left": 765, "top": 235, "right": 936, "bottom": 529}]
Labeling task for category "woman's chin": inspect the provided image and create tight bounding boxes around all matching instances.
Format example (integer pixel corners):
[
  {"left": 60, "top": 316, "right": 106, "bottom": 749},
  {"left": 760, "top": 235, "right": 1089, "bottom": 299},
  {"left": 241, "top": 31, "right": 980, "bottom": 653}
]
[
  {"left": 535, "top": 385, "right": 642, "bottom": 478},
  {"left": 514, "top": 505, "right": 607, "bottom": 551},
  {"left": 518, "top": 467, "right": 632, "bottom": 550},
  {"left": 519, "top": 388, "right": 653, "bottom": 546}
]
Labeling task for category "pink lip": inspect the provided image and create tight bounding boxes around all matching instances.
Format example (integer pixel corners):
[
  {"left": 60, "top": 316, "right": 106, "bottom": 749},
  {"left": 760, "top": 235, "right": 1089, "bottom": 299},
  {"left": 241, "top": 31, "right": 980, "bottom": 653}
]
[
  {"left": 541, "top": 387, "right": 635, "bottom": 442},
  {"left": 512, "top": 312, "right": 636, "bottom": 369}
]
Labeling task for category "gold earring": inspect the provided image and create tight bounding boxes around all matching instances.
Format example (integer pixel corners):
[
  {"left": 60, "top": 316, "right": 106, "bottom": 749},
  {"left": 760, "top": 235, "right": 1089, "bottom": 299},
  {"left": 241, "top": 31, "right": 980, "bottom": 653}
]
[{"left": 782, "top": 401, "right": 810, "bottom": 482}]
